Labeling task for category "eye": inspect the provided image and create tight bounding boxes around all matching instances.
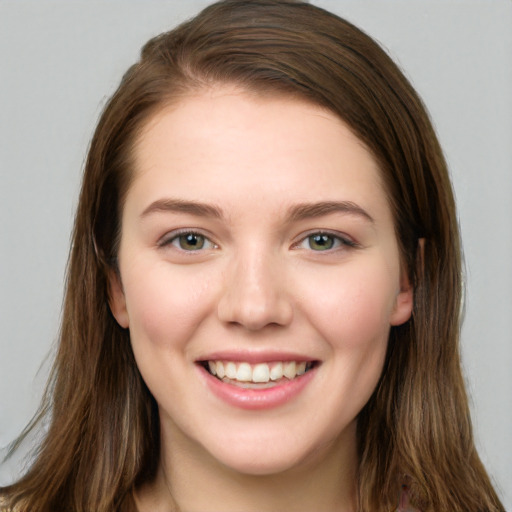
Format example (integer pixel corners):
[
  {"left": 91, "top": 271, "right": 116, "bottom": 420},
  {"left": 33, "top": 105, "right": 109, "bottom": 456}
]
[
  {"left": 296, "top": 232, "right": 357, "bottom": 252},
  {"left": 160, "top": 231, "right": 217, "bottom": 251}
]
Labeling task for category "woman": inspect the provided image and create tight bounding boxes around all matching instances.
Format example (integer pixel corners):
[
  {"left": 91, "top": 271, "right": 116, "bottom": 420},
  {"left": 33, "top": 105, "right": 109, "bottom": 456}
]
[{"left": 0, "top": 1, "right": 505, "bottom": 510}]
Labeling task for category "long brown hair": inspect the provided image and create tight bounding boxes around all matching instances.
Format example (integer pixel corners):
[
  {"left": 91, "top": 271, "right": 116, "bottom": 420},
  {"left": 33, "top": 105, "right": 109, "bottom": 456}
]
[{"left": 1, "top": 1, "right": 504, "bottom": 511}]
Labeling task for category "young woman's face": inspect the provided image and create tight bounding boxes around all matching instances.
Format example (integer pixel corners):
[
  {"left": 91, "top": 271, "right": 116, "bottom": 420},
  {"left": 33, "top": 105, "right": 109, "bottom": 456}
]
[{"left": 110, "top": 86, "right": 413, "bottom": 476}]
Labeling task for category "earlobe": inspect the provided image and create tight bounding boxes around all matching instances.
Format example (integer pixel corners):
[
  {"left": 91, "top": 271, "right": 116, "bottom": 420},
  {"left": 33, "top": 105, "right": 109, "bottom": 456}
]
[
  {"left": 390, "top": 264, "right": 414, "bottom": 326},
  {"left": 390, "top": 278, "right": 413, "bottom": 326},
  {"left": 390, "top": 238, "right": 424, "bottom": 326},
  {"left": 107, "top": 269, "right": 129, "bottom": 328}
]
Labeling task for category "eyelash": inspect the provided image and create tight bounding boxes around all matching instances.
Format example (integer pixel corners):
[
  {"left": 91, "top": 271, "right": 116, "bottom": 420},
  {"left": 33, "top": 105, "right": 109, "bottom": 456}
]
[
  {"left": 293, "top": 231, "right": 359, "bottom": 252},
  {"left": 158, "top": 229, "right": 358, "bottom": 253},
  {"left": 158, "top": 229, "right": 217, "bottom": 252}
]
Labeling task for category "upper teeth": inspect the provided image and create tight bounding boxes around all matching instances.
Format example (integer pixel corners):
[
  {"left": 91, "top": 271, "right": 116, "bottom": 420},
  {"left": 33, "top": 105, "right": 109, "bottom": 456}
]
[{"left": 207, "top": 360, "right": 310, "bottom": 383}]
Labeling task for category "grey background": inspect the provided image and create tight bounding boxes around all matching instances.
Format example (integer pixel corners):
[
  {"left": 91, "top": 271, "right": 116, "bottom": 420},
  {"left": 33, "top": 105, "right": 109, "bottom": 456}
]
[{"left": 1, "top": 1, "right": 511, "bottom": 508}]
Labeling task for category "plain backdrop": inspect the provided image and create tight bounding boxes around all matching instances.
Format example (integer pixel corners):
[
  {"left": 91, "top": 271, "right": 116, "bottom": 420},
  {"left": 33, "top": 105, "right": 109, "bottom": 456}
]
[{"left": 1, "top": 0, "right": 511, "bottom": 508}]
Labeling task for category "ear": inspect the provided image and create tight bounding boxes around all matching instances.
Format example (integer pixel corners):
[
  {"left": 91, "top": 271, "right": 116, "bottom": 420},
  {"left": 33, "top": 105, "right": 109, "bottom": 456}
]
[
  {"left": 389, "top": 270, "right": 413, "bottom": 326},
  {"left": 390, "top": 238, "right": 424, "bottom": 326},
  {"left": 107, "top": 269, "right": 129, "bottom": 328}
]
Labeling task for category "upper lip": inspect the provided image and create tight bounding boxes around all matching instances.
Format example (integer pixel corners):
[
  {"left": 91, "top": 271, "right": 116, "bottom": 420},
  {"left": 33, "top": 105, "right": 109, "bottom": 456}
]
[{"left": 196, "top": 350, "right": 317, "bottom": 364}]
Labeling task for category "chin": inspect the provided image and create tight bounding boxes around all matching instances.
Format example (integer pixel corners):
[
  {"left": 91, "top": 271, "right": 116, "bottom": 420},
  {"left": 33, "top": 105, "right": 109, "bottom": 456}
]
[
  {"left": 200, "top": 429, "right": 336, "bottom": 477},
  {"left": 216, "top": 449, "right": 309, "bottom": 477}
]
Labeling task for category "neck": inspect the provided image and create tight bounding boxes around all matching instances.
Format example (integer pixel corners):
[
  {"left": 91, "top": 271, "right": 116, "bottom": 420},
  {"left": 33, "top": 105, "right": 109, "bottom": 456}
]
[{"left": 137, "top": 419, "right": 358, "bottom": 512}]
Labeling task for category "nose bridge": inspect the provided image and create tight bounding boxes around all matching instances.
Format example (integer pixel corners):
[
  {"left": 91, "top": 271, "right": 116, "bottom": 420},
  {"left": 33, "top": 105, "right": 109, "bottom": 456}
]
[{"left": 217, "top": 241, "right": 293, "bottom": 330}]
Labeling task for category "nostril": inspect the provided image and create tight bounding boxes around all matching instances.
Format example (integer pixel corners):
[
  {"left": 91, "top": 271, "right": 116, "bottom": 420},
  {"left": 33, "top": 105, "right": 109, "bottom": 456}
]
[
  {"left": 216, "top": 257, "right": 294, "bottom": 330},
  {"left": 217, "top": 293, "right": 293, "bottom": 331}
]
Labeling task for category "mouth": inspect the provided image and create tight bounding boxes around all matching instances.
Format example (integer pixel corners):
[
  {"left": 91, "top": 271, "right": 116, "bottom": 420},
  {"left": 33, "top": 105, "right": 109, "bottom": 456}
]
[{"left": 199, "top": 360, "right": 317, "bottom": 389}]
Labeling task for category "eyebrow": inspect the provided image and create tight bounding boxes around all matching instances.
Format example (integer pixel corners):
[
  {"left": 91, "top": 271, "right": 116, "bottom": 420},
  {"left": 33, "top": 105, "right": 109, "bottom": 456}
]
[
  {"left": 141, "top": 198, "right": 224, "bottom": 219},
  {"left": 140, "top": 198, "right": 373, "bottom": 224},
  {"left": 285, "top": 201, "right": 374, "bottom": 224}
]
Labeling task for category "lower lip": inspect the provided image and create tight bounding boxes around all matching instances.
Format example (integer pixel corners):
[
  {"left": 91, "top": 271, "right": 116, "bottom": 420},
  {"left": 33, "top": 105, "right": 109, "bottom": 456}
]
[{"left": 198, "top": 364, "right": 317, "bottom": 410}]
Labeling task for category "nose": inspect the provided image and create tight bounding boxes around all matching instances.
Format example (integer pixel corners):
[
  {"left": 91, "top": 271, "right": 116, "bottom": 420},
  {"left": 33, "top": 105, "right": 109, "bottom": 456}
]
[{"left": 217, "top": 249, "right": 293, "bottom": 331}]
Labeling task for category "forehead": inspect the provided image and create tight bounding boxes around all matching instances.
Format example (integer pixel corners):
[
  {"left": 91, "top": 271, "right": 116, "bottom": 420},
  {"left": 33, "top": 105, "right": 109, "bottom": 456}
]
[{"left": 127, "top": 86, "right": 391, "bottom": 225}]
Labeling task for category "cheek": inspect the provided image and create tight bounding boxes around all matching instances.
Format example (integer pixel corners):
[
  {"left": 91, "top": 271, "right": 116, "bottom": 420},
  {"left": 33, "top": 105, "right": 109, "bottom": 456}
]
[
  {"left": 122, "top": 262, "right": 215, "bottom": 350},
  {"left": 298, "top": 258, "right": 398, "bottom": 350}
]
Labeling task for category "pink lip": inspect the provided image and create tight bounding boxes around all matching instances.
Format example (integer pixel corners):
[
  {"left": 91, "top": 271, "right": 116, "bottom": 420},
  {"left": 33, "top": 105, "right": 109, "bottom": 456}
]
[{"left": 197, "top": 364, "right": 317, "bottom": 411}]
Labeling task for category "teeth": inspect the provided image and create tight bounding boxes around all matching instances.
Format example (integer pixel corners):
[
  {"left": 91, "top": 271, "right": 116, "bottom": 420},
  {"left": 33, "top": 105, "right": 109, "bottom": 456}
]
[
  {"left": 216, "top": 361, "right": 225, "bottom": 379},
  {"left": 225, "top": 362, "right": 237, "bottom": 379},
  {"left": 283, "top": 361, "right": 296, "bottom": 379},
  {"left": 269, "top": 363, "right": 283, "bottom": 381},
  {"left": 236, "top": 363, "right": 252, "bottom": 382},
  {"left": 252, "top": 363, "right": 270, "bottom": 383},
  {"left": 206, "top": 360, "right": 312, "bottom": 384}
]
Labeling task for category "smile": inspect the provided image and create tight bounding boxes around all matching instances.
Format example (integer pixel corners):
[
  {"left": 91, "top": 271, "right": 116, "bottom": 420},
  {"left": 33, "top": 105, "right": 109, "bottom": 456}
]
[
  {"left": 198, "top": 358, "right": 318, "bottom": 410},
  {"left": 205, "top": 360, "right": 314, "bottom": 387}
]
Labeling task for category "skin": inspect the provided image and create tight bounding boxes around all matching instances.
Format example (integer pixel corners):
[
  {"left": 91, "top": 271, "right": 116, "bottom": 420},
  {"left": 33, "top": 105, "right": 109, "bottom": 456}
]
[{"left": 109, "top": 86, "right": 413, "bottom": 512}]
